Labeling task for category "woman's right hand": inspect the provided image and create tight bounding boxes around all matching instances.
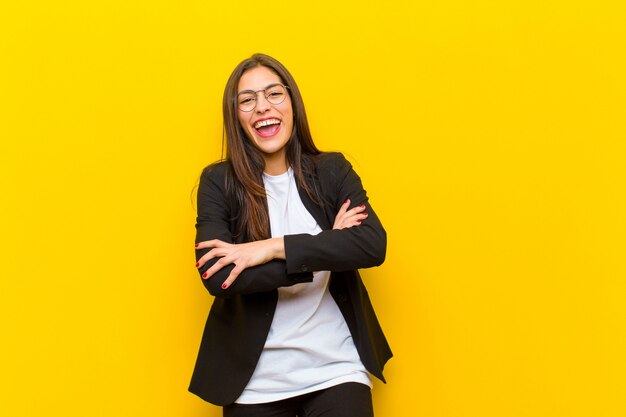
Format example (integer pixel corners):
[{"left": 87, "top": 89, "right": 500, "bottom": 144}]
[{"left": 333, "top": 198, "right": 368, "bottom": 230}]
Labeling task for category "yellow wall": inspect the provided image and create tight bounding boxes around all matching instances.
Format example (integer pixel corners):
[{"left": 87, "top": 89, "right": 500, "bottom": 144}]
[{"left": 1, "top": 1, "right": 625, "bottom": 416}]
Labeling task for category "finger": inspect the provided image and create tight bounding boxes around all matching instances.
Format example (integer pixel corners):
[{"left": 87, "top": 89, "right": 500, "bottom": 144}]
[
  {"left": 335, "top": 199, "right": 350, "bottom": 218},
  {"left": 221, "top": 264, "right": 245, "bottom": 289},
  {"left": 347, "top": 204, "right": 367, "bottom": 215},
  {"left": 339, "top": 207, "right": 365, "bottom": 224},
  {"left": 333, "top": 199, "right": 351, "bottom": 229},
  {"left": 196, "top": 252, "right": 213, "bottom": 269},
  {"left": 335, "top": 198, "right": 350, "bottom": 220},
  {"left": 195, "top": 240, "right": 216, "bottom": 250},
  {"left": 344, "top": 210, "right": 368, "bottom": 223},
  {"left": 201, "top": 257, "right": 230, "bottom": 280},
  {"left": 195, "top": 239, "right": 231, "bottom": 250},
  {"left": 198, "top": 248, "right": 221, "bottom": 267},
  {"left": 354, "top": 212, "right": 368, "bottom": 224},
  {"left": 343, "top": 212, "right": 369, "bottom": 228},
  {"left": 196, "top": 246, "right": 235, "bottom": 268},
  {"left": 347, "top": 219, "right": 364, "bottom": 228}
]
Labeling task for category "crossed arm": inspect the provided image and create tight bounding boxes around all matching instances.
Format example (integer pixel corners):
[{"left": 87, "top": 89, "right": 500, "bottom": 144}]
[
  {"left": 194, "top": 154, "right": 385, "bottom": 298},
  {"left": 196, "top": 198, "right": 367, "bottom": 290}
]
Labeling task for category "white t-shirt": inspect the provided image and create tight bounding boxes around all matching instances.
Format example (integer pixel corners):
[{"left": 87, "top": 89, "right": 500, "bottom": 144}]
[{"left": 235, "top": 168, "right": 371, "bottom": 404}]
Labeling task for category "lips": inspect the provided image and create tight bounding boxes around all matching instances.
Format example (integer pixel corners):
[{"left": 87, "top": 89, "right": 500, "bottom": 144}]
[{"left": 253, "top": 118, "right": 282, "bottom": 138}]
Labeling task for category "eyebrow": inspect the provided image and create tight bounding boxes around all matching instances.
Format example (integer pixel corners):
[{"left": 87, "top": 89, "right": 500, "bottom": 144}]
[{"left": 237, "top": 83, "right": 283, "bottom": 95}]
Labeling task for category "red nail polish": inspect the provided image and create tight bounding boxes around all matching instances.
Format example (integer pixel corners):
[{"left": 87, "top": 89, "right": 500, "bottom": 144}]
[
  {"left": 195, "top": 262, "right": 199, "bottom": 267},
  {"left": 221, "top": 283, "right": 228, "bottom": 289},
  {"left": 202, "top": 272, "right": 208, "bottom": 278},
  {"left": 344, "top": 199, "right": 350, "bottom": 204},
  {"left": 357, "top": 220, "right": 362, "bottom": 224},
  {"left": 194, "top": 243, "right": 199, "bottom": 248},
  {"left": 360, "top": 205, "right": 366, "bottom": 209}
]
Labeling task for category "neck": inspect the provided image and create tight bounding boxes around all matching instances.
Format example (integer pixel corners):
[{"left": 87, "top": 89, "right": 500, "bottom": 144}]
[{"left": 263, "top": 151, "right": 288, "bottom": 176}]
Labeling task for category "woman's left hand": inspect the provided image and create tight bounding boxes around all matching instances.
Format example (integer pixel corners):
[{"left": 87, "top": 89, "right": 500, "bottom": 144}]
[
  {"left": 195, "top": 238, "right": 285, "bottom": 289},
  {"left": 333, "top": 198, "right": 368, "bottom": 230}
]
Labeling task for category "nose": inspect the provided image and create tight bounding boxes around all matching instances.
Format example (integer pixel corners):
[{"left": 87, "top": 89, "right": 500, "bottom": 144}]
[{"left": 255, "top": 92, "right": 271, "bottom": 113}]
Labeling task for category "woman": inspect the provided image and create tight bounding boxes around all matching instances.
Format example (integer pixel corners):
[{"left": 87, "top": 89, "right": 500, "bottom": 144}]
[{"left": 190, "top": 53, "right": 392, "bottom": 417}]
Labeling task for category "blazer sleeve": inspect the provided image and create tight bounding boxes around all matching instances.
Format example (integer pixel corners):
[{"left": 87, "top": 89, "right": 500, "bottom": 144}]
[
  {"left": 283, "top": 153, "right": 387, "bottom": 273},
  {"left": 195, "top": 163, "right": 313, "bottom": 298}
]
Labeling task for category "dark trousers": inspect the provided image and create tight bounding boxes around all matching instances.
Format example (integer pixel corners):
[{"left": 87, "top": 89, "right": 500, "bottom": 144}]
[{"left": 223, "top": 382, "right": 374, "bottom": 417}]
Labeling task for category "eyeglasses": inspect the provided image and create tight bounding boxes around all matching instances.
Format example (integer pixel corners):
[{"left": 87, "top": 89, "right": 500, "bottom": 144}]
[{"left": 237, "top": 83, "right": 290, "bottom": 112}]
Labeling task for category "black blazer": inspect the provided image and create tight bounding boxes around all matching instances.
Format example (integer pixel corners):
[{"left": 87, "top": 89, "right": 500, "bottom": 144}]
[{"left": 189, "top": 152, "right": 392, "bottom": 405}]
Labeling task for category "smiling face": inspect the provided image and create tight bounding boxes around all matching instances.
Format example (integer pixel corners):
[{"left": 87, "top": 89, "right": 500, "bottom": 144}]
[{"left": 237, "top": 66, "right": 294, "bottom": 173}]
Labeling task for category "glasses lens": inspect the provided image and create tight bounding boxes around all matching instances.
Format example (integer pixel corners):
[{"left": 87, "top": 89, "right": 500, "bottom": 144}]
[
  {"left": 265, "top": 85, "right": 287, "bottom": 105},
  {"left": 238, "top": 93, "right": 256, "bottom": 112}
]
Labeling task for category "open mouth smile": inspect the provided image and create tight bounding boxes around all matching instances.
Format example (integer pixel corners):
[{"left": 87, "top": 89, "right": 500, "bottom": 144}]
[{"left": 254, "top": 118, "right": 282, "bottom": 137}]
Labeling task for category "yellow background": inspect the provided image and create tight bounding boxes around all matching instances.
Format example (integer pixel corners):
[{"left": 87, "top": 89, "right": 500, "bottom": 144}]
[{"left": 1, "top": 1, "right": 625, "bottom": 416}]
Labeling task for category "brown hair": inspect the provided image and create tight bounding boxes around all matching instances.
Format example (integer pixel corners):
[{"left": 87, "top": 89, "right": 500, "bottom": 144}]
[{"left": 222, "top": 53, "right": 321, "bottom": 241}]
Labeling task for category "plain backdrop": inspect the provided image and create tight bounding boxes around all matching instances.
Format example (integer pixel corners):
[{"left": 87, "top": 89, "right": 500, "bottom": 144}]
[{"left": 1, "top": 1, "right": 625, "bottom": 416}]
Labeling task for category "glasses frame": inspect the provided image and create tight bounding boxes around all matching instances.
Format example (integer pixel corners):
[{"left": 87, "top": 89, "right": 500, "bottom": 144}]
[{"left": 237, "top": 83, "right": 290, "bottom": 112}]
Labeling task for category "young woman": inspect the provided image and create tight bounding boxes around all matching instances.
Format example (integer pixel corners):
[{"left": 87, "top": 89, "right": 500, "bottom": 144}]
[{"left": 190, "top": 53, "right": 392, "bottom": 417}]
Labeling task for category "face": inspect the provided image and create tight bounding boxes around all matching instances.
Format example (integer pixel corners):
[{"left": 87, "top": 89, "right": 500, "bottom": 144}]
[{"left": 236, "top": 66, "right": 294, "bottom": 165}]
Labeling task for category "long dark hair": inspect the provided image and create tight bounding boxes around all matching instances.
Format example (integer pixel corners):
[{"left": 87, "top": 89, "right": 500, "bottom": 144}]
[{"left": 222, "top": 53, "right": 321, "bottom": 241}]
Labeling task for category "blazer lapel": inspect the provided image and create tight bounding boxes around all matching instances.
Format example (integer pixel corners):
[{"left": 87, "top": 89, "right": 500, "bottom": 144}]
[{"left": 297, "top": 175, "right": 333, "bottom": 231}]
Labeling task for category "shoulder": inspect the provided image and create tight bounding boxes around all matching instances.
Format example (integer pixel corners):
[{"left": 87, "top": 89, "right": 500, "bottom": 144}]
[
  {"left": 311, "top": 151, "right": 348, "bottom": 167},
  {"left": 303, "top": 152, "right": 361, "bottom": 201},
  {"left": 309, "top": 152, "right": 352, "bottom": 177},
  {"left": 201, "top": 159, "right": 230, "bottom": 178},
  {"left": 197, "top": 160, "right": 235, "bottom": 200},
  {"left": 200, "top": 160, "right": 231, "bottom": 186}
]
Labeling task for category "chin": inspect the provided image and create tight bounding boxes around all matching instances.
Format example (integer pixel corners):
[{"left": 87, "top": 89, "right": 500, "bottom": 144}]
[
  {"left": 252, "top": 134, "right": 290, "bottom": 154},
  {"left": 257, "top": 143, "right": 287, "bottom": 156}
]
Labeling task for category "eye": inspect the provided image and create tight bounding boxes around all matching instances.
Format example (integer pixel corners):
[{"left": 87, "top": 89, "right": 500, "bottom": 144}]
[
  {"left": 265, "top": 86, "right": 286, "bottom": 103},
  {"left": 239, "top": 95, "right": 255, "bottom": 104}
]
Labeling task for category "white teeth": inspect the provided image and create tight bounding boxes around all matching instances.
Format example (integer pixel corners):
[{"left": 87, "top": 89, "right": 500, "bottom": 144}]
[{"left": 254, "top": 119, "right": 281, "bottom": 129}]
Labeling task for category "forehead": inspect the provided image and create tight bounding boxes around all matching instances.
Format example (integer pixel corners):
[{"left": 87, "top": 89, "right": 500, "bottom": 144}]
[{"left": 238, "top": 66, "right": 283, "bottom": 92}]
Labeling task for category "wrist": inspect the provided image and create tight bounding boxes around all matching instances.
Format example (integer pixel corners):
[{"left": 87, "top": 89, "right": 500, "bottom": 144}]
[{"left": 271, "top": 237, "right": 286, "bottom": 260}]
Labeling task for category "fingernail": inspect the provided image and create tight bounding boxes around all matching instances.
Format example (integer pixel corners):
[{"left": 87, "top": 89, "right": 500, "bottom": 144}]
[
  {"left": 194, "top": 243, "right": 199, "bottom": 248},
  {"left": 202, "top": 272, "right": 208, "bottom": 279},
  {"left": 195, "top": 262, "right": 199, "bottom": 268},
  {"left": 360, "top": 205, "right": 366, "bottom": 209},
  {"left": 344, "top": 199, "right": 350, "bottom": 204},
  {"left": 363, "top": 213, "right": 369, "bottom": 217},
  {"left": 357, "top": 220, "right": 362, "bottom": 224},
  {"left": 221, "top": 283, "right": 228, "bottom": 289}
]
